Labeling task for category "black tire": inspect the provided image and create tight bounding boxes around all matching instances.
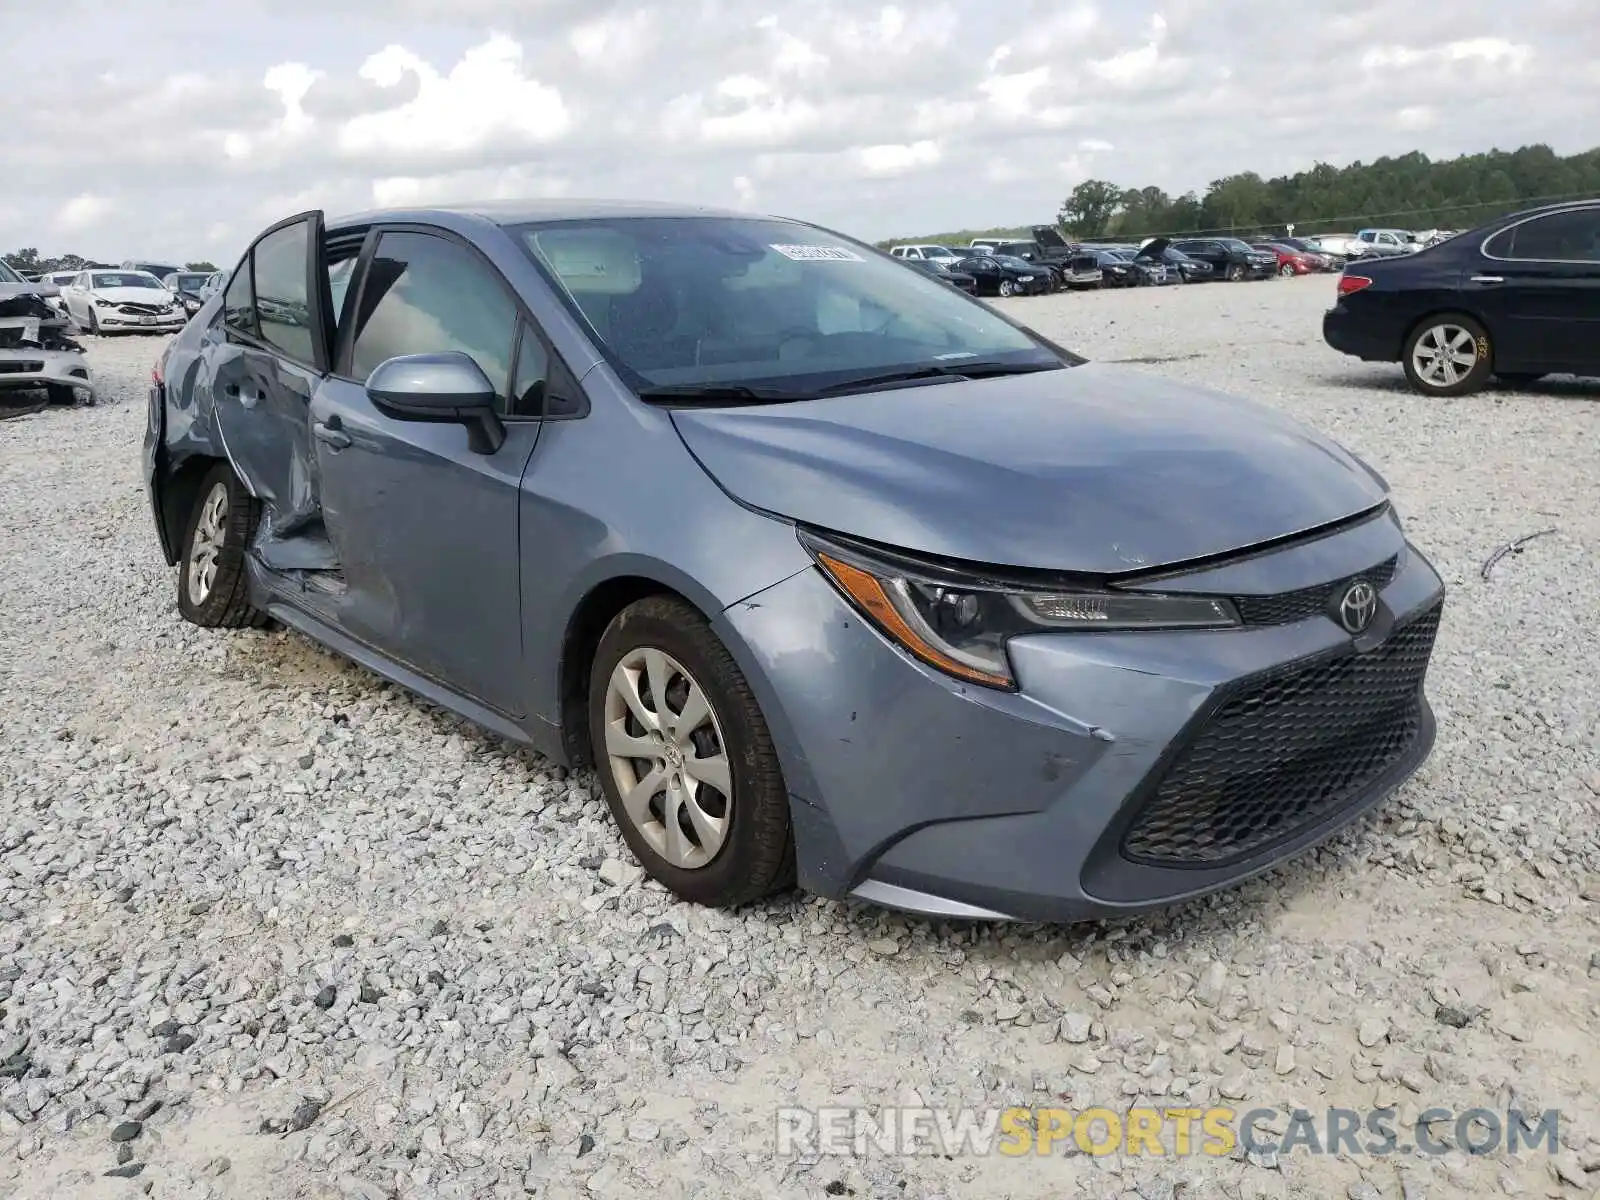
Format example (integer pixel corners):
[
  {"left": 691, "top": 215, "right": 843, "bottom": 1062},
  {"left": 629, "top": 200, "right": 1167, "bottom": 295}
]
[
  {"left": 588, "top": 595, "right": 794, "bottom": 908},
  {"left": 1494, "top": 372, "right": 1546, "bottom": 387},
  {"left": 175, "top": 462, "right": 268, "bottom": 628},
  {"left": 1226, "top": 263, "right": 1245, "bottom": 281},
  {"left": 1402, "top": 313, "right": 1494, "bottom": 397},
  {"left": 87, "top": 308, "right": 101, "bottom": 335},
  {"left": 1278, "top": 263, "right": 1296, "bottom": 277},
  {"left": 45, "top": 384, "right": 78, "bottom": 406},
  {"left": 997, "top": 279, "right": 1016, "bottom": 298}
]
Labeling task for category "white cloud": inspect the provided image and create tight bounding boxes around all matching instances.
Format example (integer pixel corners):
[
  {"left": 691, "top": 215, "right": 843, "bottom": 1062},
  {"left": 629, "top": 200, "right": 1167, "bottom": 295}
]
[
  {"left": 338, "top": 35, "right": 569, "bottom": 158},
  {"left": 370, "top": 166, "right": 570, "bottom": 207},
  {"left": 853, "top": 141, "right": 942, "bottom": 176},
  {"left": 1360, "top": 37, "right": 1533, "bottom": 72},
  {"left": 54, "top": 195, "right": 112, "bottom": 232},
  {"left": 1393, "top": 106, "right": 1437, "bottom": 132},
  {"left": 1089, "top": 13, "right": 1183, "bottom": 88}
]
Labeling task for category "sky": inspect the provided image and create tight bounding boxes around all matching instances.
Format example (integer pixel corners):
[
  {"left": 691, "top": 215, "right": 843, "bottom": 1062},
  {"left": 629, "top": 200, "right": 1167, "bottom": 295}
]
[{"left": 1, "top": 0, "right": 1595, "bottom": 264}]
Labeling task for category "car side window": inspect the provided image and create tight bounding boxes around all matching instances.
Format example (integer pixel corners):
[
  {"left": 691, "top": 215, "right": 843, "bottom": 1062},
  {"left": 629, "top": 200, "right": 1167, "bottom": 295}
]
[
  {"left": 222, "top": 261, "right": 258, "bottom": 338},
  {"left": 348, "top": 231, "right": 517, "bottom": 409},
  {"left": 252, "top": 221, "right": 316, "bottom": 363},
  {"left": 1498, "top": 210, "right": 1600, "bottom": 262},
  {"left": 509, "top": 326, "right": 550, "bottom": 418}
]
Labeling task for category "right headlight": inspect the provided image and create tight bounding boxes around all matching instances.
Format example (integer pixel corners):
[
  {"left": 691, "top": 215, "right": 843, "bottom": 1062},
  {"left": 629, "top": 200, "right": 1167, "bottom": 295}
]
[{"left": 801, "top": 531, "right": 1240, "bottom": 691}]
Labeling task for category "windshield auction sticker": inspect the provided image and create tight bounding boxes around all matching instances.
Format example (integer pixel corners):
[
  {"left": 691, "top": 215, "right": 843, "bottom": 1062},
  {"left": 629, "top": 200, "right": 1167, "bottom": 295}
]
[{"left": 770, "top": 244, "right": 865, "bottom": 262}]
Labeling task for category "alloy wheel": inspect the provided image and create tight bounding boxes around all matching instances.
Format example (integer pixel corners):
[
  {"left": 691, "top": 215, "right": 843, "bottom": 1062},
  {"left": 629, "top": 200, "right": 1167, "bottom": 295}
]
[
  {"left": 602, "top": 646, "right": 733, "bottom": 870},
  {"left": 1410, "top": 323, "right": 1478, "bottom": 389},
  {"left": 1279, "top": 263, "right": 1296, "bottom": 277},
  {"left": 186, "top": 481, "right": 229, "bottom": 605}
]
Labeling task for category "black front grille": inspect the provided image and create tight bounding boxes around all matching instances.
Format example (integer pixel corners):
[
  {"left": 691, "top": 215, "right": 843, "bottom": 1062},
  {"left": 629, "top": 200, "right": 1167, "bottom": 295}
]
[
  {"left": 118, "top": 303, "right": 167, "bottom": 316},
  {"left": 1121, "top": 602, "right": 1441, "bottom": 867},
  {"left": 1234, "top": 556, "right": 1399, "bottom": 626},
  {"left": 0, "top": 360, "right": 43, "bottom": 375}
]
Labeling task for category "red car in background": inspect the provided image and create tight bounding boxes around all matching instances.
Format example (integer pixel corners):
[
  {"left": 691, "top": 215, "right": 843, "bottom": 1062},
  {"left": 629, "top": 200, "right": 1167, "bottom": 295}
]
[{"left": 1251, "top": 242, "right": 1328, "bottom": 276}]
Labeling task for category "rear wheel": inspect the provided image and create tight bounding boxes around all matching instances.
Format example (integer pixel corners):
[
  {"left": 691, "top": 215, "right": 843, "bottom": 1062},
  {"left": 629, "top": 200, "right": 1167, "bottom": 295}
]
[
  {"left": 1402, "top": 314, "right": 1493, "bottom": 397},
  {"left": 589, "top": 596, "right": 794, "bottom": 908},
  {"left": 176, "top": 462, "right": 268, "bottom": 628}
]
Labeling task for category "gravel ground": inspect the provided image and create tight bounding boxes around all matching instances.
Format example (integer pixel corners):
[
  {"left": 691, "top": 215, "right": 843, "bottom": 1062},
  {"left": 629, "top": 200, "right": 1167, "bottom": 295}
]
[{"left": 2, "top": 277, "right": 1598, "bottom": 1200}]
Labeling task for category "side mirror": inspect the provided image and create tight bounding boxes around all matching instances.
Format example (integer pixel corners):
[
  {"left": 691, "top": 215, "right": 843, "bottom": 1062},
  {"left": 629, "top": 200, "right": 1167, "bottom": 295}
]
[{"left": 365, "top": 351, "right": 506, "bottom": 454}]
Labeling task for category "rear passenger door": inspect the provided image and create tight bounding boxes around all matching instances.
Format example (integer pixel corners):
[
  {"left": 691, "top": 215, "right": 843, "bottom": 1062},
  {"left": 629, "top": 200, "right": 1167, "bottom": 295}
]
[{"left": 307, "top": 226, "right": 571, "bottom": 717}]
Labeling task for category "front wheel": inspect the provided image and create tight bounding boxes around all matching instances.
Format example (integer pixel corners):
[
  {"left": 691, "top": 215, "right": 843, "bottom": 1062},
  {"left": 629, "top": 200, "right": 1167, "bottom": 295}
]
[
  {"left": 1402, "top": 315, "right": 1493, "bottom": 397},
  {"left": 1226, "top": 263, "right": 1245, "bottom": 281},
  {"left": 589, "top": 596, "right": 794, "bottom": 908},
  {"left": 1279, "top": 263, "right": 1296, "bottom": 277},
  {"left": 997, "top": 279, "right": 1016, "bottom": 297},
  {"left": 176, "top": 462, "right": 268, "bottom": 628}
]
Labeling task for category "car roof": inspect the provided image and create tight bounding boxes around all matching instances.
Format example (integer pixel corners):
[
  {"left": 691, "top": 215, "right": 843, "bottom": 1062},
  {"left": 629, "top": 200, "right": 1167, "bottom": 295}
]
[{"left": 327, "top": 198, "right": 756, "bottom": 234}]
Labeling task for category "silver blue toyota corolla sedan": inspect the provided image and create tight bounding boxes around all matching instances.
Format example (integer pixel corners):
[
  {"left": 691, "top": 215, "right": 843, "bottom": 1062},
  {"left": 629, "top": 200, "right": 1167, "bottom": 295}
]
[{"left": 144, "top": 201, "right": 1445, "bottom": 922}]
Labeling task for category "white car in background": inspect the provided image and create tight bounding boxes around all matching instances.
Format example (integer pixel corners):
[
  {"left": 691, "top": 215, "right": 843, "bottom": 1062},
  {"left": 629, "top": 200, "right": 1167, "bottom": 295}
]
[
  {"left": 37, "top": 271, "right": 83, "bottom": 314},
  {"left": 196, "top": 269, "right": 229, "bottom": 303},
  {"left": 888, "top": 244, "right": 966, "bottom": 263},
  {"left": 57, "top": 269, "right": 188, "bottom": 335}
]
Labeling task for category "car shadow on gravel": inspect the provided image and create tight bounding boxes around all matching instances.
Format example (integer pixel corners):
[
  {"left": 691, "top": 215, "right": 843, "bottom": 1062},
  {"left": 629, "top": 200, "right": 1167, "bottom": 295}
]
[
  {"left": 1319, "top": 368, "right": 1600, "bottom": 400},
  {"left": 214, "top": 619, "right": 1410, "bottom": 959}
]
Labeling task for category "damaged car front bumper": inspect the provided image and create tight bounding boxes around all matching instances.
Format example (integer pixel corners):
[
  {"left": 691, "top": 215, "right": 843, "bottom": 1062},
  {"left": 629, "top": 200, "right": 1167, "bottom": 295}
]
[
  {"left": 0, "top": 298, "right": 94, "bottom": 402},
  {"left": 721, "top": 509, "right": 1444, "bottom": 923}
]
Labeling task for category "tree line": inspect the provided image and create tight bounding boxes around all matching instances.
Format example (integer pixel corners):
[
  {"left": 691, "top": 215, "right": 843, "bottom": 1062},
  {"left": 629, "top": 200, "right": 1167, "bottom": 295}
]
[
  {"left": 2, "top": 248, "right": 218, "bottom": 274},
  {"left": 881, "top": 142, "right": 1600, "bottom": 247}
]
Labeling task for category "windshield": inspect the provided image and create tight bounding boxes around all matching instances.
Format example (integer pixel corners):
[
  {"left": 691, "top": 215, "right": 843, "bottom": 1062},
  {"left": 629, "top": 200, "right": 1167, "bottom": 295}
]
[
  {"left": 92, "top": 273, "right": 163, "bottom": 289},
  {"left": 1219, "top": 239, "right": 1257, "bottom": 253},
  {"left": 512, "top": 216, "right": 1065, "bottom": 394},
  {"left": 923, "top": 247, "right": 960, "bottom": 259},
  {"left": 0, "top": 259, "right": 21, "bottom": 283},
  {"left": 174, "top": 273, "right": 209, "bottom": 290}
]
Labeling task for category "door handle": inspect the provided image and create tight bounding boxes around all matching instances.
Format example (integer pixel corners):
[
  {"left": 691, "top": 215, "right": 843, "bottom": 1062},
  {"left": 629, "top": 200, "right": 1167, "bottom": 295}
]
[
  {"left": 1470, "top": 275, "right": 1504, "bottom": 284},
  {"left": 313, "top": 419, "right": 351, "bottom": 450}
]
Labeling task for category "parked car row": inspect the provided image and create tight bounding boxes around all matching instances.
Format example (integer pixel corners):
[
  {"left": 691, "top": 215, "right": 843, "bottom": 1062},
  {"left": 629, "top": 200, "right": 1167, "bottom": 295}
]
[{"left": 890, "top": 229, "right": 1323, "bottom": 294}]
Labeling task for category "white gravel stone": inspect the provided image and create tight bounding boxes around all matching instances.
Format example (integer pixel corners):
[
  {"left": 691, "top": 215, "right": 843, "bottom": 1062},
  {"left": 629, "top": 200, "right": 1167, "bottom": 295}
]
[{"left": 0, "top": 286, "right": 1596, "bottom": 1199}]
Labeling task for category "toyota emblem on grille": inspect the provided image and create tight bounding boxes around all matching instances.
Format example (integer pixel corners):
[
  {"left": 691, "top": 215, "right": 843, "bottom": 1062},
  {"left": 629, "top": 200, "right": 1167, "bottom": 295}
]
[{"left": 1336, "top": 580, "right": 1379, "bottom": 634}]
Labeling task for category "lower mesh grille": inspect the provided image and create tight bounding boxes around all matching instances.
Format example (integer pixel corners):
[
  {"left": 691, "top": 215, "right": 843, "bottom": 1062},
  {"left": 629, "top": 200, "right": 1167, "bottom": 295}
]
[{"left": 1121, "top": 603, "right": 1441, "bottom": 866}]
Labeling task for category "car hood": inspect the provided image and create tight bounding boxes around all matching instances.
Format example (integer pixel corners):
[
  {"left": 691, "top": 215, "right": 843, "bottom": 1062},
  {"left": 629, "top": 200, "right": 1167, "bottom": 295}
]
[
  {"left": 1032, "top": 225, "right": 1072, "bottom": 251},
  {"left": 670, "top": 363, "right": 1387, "bottom": 574},
  {"left": 1135, "top": 237, "right": 1171, "bottom": 260},
  {"left": 92, "top": 287, "right": 177, "bottom": 305}
]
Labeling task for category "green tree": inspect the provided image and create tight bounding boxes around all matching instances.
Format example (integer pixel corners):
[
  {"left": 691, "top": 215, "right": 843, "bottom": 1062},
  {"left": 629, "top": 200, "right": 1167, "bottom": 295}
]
[
  {"left": 185, "top": 260, "right": 219, "bottom": 272},
  {"left": 1058, "top": 180, "right": 1123, "bottom": 238}
]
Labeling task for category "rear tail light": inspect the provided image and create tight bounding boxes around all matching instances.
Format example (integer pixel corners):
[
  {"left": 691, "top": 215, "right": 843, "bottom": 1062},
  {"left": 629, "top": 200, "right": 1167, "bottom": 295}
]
[{"left": 1337, "top": 274, "right": 1374, "bottom": 297}]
